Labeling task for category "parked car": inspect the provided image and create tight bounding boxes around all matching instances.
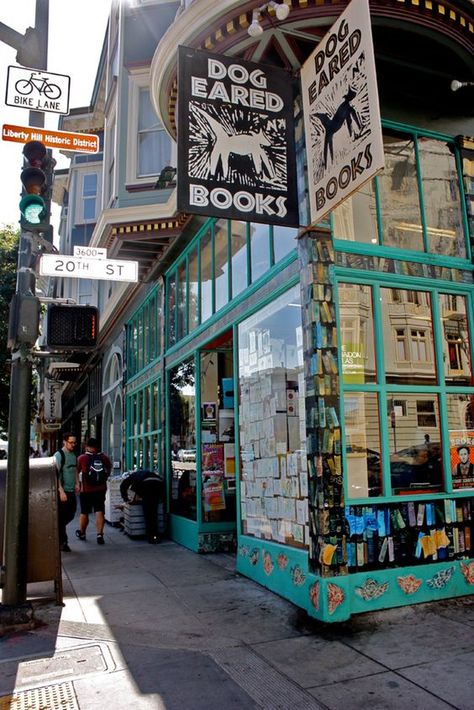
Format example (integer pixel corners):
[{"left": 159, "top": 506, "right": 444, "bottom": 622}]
[
  {"left": 177, "top": 449, "right": 196, "bottom": 462},
  {"left": 390, "top": 442, "right": 442, "bottom": 492}
]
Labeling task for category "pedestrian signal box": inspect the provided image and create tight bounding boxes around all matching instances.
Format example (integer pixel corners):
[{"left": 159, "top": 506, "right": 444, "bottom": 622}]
[{"left": 47, "top": 304, "right": 98, "bottom": 350}]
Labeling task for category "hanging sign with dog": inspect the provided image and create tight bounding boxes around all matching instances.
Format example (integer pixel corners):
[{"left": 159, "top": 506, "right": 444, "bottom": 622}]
[
  {"left": 177, "top": 46, "right": 299, "bottom": 227},
  {"left": 300, "top": 0, "right": 384, "bottom": 225}
]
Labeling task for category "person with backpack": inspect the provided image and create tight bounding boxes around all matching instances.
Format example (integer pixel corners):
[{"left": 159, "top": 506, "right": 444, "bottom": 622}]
[
  {"left": 55, "top": 432, "right": 80, "bottom": 552},
  {"left": 75, "top": 437, "right": 112, "bottom": 545}
]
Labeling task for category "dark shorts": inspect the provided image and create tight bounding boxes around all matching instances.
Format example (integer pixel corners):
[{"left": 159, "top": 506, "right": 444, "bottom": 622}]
[{"left": 80, "top": 490, "right": 106, "bottom": 514}]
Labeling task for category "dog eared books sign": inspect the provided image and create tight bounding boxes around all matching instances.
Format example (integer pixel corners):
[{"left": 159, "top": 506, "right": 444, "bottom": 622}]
[
  {"left": 177, "top": 46, "right": 299, "bottom": 227},
  {"left": 300, "top": 0, "right": 384, "bottom": 225}
]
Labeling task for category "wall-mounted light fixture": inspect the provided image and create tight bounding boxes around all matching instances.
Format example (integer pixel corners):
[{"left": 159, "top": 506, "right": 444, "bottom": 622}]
[
  {"left": 451, "top": 80, "right": 474, "bottom": 92},
  {"left": 247, "top": 2, "right": 291, "bottom": 37},
  {"left": 248, "top": 9, "right": 264, "bottom": 37}
]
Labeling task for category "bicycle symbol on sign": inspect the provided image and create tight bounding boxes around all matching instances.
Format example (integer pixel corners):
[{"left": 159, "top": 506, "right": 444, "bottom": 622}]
[{"left": 15, "top": 72, "right": 62, "bottom": 100}]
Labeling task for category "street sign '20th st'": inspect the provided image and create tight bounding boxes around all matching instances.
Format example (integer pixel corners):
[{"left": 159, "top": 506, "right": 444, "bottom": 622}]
[{"left": 39, "top": 254, "right": 138, "bottom": 283}]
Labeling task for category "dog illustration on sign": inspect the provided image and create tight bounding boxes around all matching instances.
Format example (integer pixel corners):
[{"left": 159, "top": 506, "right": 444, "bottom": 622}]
[
  {"left": 191, "top": 104, "right": 276, "bottom": 180},
  {"left": 315, "top": 86, "right": 362, "bottom": 169}
]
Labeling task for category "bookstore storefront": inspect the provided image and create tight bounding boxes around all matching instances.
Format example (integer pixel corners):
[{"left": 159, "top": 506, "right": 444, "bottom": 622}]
[
  {"left": 124, "top": 124, "right": 474, "bottom": 621},
  {"left": 140, "top": 0, "right": 474, "bottom": 620},
  {"left": 236, "top": 129, "right": 474, "bottom": 622}
]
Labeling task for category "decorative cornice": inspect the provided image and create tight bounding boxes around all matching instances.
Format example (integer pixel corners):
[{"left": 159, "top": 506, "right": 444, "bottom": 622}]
[
  {"left": 151, "top": 0, "right": 473, "bottom": 139},
  {"left": 110, "top": 214, "right": 189, "bottom": 241}
]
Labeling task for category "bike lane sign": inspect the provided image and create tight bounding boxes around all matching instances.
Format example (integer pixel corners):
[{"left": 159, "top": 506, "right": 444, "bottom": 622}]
[{"left": 6, "top": 65, "right": 70, "bottom": 115}]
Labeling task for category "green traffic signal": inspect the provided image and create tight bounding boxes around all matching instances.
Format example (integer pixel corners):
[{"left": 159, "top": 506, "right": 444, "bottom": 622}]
[
  {"left": 19, "top": 140, "right": 54, "bottom": 236},
  {"left": 19, "top": 194, "right": 47, "bottom": 226}
]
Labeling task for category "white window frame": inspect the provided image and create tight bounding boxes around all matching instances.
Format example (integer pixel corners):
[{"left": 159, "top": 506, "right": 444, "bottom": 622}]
[
  {"left": 104, "top": 106, "right": 117, "bottom": 208},
  {"left": 79, "top": 172, "right": 99, "bottom": 223},
  {"left": 126, "top": 69, "right": 176, "bottom": 187}
]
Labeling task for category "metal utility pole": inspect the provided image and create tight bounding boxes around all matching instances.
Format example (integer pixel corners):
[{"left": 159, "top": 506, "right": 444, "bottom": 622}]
[{"left": 0, "top": 0, "right": 49, "bottom": 606}]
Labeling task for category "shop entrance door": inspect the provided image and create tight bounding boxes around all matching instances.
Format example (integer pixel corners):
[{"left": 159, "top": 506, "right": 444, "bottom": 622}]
[
  {"left": 200, "top": 344, "right": 236, "bottom": 529},
  {"left": 168, "top": 330, "right": 237, "bottom": 552}
]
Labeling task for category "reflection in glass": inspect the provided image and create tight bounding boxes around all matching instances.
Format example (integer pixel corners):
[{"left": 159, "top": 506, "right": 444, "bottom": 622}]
[
  {"left": 214, "top": 220, "right": 229, "bottom": 312},
  {"left": 273, "top": 225, "right": 297, "bottom": 263},
  {"left": 148, "top": 296, "right": 156, "bottom": 362},
  {"left": 200, "top": 230, "right": 212, "bottom": 323},
  {"left": 378, "top": 132, "right": 423, "bottom": 251},
  {"left": 156, "top": 288, "right": 163, "bottom": 357},
  {"left": 238, "top": 285, "right": 307, "bottom": 548},
  {"left": 136, "top": 390, "right": 143, "bottom": 437},
  {"left": 250, "top": 222, "right": 270, "bottom": 283},
  {"left": 145, "top": 386, "right": 151, "bottom": 432},
  {"left": 332, "top": 181, "right": 378, "bottom": 244},
  {"left": 188, "top": 246, "right": 199, "bottom": 333},
  {"left": 381, "top": 288, "right": 436, "bottom": 385},
  {"left": 439, "top": 293, "right": 472, "bottom": 384},
  {"left": 137, "top": 312, "right": 143, "bottom": 371},
  {"left": 345, "top": 393, "right": 382, "bottom": 498},
  {"left": 230, "top": 221, "right": 248, "bottom": 298},
  {"left": 168, "top": 272, "right": 176, "bottom": 346},
  {"left": 177, "top": 262, "right": 186, "bottom": 341},
  {"left": 387, "top": 393, "right": 443, "bottom": 494},
  {"left": 338, "top": 283, "right": 376, "bottom": 383},
  {"left": 170, "top": 360, "right": 196, "bottom": 519},
  {"left": 153, "top": 381, "right": 159, "bottom": 432},
  {"left": 447, "top": 393, "right": 474, "bottom": 432},
  {"left": 419, "top": 138, "right": 465, "bottom": 258},
  {"left": 143, "top": 302, "right": 149, "bottom": 365}
]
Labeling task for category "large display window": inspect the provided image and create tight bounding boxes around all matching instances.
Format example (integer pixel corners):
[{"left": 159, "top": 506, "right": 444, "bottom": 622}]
[
  {"left": 339, "top": 279, "right": 474, "bottom": 500},
  {"left": 166, "top": 218, "right": 298, "bottom": 348},
  {"left": 238, "top": 285, "right": 308, "bottom": 548},
  {"left": 332, "top": 126, "right": 468, "bottom": 260},
  {"left": 126, "top": 378, "right": 161, "bottom": 473}
]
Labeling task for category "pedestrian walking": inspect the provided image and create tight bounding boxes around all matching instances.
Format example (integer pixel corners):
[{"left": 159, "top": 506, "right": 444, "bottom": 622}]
[
  {"left": 76, "top": 437, "right": 112, "bottom": 545},
  {"left": 120, "top": 470, "right": 164, "bottom": 544},
  {"left": 55, "top": 432, "right": 79, "bottom": 552}
]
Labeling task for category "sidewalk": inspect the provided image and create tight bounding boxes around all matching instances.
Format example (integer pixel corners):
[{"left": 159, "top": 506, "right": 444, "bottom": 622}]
[{"left": 1, "top": 520, "right": 474, "bottom": 709}]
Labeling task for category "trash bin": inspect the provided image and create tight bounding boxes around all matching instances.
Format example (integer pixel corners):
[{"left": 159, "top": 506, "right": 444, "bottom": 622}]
[{"left": 0, "top": 456, "right": 62, "bottom": 603}]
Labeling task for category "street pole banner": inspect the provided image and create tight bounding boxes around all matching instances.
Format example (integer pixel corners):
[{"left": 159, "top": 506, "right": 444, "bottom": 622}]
[
  {"left": 300, "top": 0, "right": 384, "bottom": 225},
  {"left": 177, "top": 46, "right": 299, "bottom": 227},
  {"left": 43, "top": 379, "right": 62, "bottom": 422}
]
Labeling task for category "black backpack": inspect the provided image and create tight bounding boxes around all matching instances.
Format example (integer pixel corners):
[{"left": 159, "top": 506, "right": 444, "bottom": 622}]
[{"left": 84, "top": 452, "right": 107, "bottom": 485}]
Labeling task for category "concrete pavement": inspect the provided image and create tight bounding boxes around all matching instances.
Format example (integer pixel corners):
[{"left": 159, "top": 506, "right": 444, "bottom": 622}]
[{"left": 1, "top": 519, "right": 474, "bottom": 709}]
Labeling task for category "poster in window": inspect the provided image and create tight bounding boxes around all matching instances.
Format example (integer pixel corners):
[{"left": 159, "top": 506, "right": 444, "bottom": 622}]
[
  {"left": 450, "top": 430, "right": 474, "bottom": 489},
  {"left": 202, "top": 471, "right": 226, "bottom": 512},
  {"left": 177, "top": 46, "right": 298, "bottom": 226},
  {"left": 202, "top": 443, "right": 224, "bottom": 470},
  {"left": 202, "top": 402, "right": 217, "bottom": 421}
]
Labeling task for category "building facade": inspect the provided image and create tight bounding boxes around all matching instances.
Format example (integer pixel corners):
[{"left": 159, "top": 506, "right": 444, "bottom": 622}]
[{"left": 51, "top": 0, "right": 474, "bottom": 621}]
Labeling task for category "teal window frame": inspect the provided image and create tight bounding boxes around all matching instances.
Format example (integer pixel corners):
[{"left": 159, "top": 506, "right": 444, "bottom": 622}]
[
  {"left": 165, "top": 217, "right": 299, "bottom": 350},
  {"left": 125, "top": 376, "right": 162, "bottom": 473},
  {"left": 331, "top": 120, "right": 471, "bottom": 266},
  {"left": 125, "top": 285, "right": 163, "bottom": 381},
  {"left": 336, "top": 270, "right": 474, "bottom": 504}
]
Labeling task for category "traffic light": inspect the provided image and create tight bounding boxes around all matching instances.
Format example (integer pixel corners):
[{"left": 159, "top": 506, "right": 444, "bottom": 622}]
[
  {"left": 19, "top": 140, "right": 55, "bottom": 241},
  {"left": 46, "top": 304, "right": 99, "bottom": 350}
]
